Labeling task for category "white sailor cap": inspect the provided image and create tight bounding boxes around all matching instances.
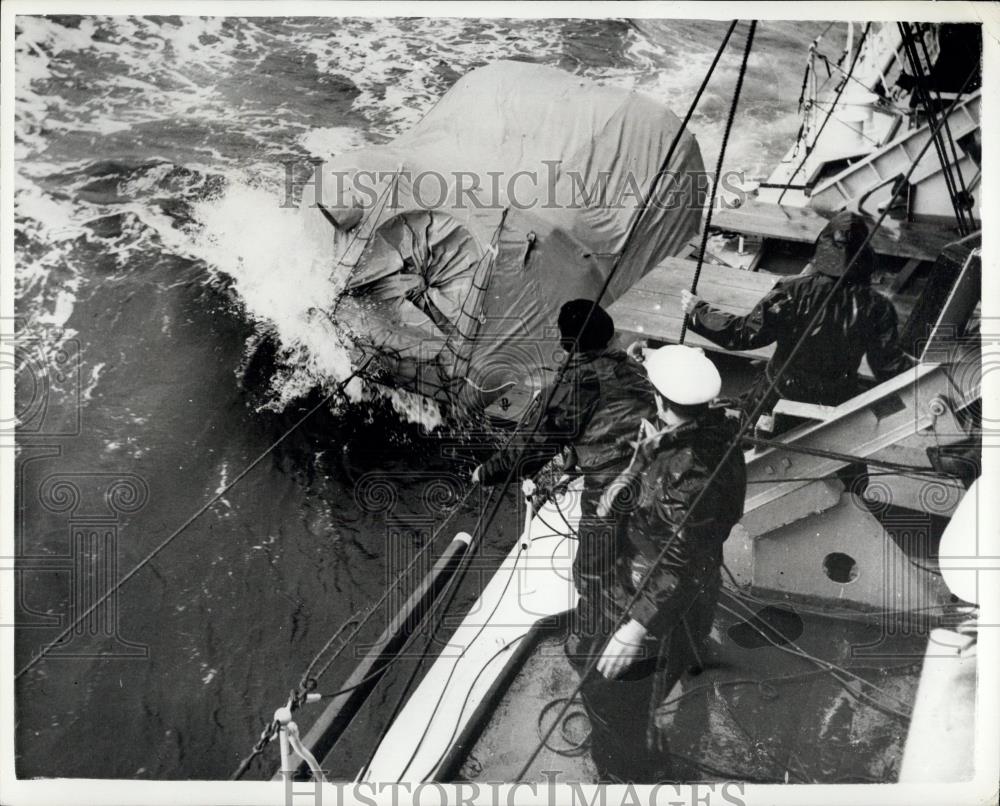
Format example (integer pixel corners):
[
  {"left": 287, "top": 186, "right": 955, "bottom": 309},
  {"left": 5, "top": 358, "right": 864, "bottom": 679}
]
[{"left": 645, "top": 345, "right": 722, "bottom": 406}]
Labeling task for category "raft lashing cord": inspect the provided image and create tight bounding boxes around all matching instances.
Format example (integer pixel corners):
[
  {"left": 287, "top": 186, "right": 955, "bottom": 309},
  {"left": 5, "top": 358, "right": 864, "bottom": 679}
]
[
  {"left": 319, "top": 25, "right": 746, "bottom": 784},
  {"left": 346, "top": 20, "right": 746, "bottom": 783},
  {"left": 679, "top": 20, "right": 756, "bottom": 346},
  {"left": 359, "top": 20, "right": 746, "bottom": 784},
  {"left": 234, "top": 207, "right": 513, "bottom": 781},
  {"left": 514, "top": 61, "right": 982, "bottom": 782}
]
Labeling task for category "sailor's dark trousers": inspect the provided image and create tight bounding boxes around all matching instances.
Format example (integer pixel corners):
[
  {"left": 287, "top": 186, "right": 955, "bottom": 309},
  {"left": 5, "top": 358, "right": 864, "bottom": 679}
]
[{"left": 566, "top": 504, "right": 720, "bottom": 783}]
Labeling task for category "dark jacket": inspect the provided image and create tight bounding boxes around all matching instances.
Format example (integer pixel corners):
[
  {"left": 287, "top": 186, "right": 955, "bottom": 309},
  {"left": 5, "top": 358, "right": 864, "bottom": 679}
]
[
  {"left": 688, "top": 272, "right": 909, "bottom": 407},
  {"left": 598, "top": 409, "right": 746, "bottom": 638},
  {"left": 478, "top": 348, "right": 657, "bottom": 486}
]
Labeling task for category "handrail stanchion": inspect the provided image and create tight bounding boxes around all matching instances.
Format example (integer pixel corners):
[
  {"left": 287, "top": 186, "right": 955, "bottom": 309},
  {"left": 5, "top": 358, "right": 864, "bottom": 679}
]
[
  {"left": 275, "top": 707, "right": 293, "bottom": 782},
  {"left": 520, "top": 480, "right": 536, "bottom": 550}
]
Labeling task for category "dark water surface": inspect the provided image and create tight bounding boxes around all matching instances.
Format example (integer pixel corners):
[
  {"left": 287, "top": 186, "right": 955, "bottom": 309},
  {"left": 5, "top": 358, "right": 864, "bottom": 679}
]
[{"left": 13, "top": 15, "right": 833, "bottom": 778}]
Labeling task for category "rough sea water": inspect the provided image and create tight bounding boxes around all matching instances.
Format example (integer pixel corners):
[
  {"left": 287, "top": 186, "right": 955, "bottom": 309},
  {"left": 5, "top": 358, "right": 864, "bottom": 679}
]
[{"left": 13, "top": 16, "right": 834, "bottom": 779}]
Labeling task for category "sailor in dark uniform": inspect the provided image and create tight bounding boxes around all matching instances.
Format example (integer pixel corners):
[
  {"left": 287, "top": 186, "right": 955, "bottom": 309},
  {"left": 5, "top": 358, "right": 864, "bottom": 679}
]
[
  {"left": 567, "top": 345, "right": 747, "bottom": 783},
  {"left": 473, "top": 298, "right": 659, "bottom": 632},
  {"left": 681, "top": 211, "right": 910, "bottom": 431}
]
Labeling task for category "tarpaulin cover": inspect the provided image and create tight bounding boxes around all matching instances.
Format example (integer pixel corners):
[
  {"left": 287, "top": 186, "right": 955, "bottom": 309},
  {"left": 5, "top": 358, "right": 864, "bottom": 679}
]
[{"left": 305, "top": 60, "right": 705, "bottom": 419}]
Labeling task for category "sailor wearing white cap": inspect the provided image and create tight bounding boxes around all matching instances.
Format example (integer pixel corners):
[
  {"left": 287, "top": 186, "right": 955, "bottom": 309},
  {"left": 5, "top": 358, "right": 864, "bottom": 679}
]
[
  {"left": 643, "top": 344, "right": 723, "bottom": 423},
  {"left": 567, "top": 343, "right": 746, "bottom": 783}
]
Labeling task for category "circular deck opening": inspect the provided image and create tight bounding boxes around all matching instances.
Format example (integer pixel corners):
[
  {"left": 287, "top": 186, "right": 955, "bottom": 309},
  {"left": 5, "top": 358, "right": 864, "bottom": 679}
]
[{"left": 823, "top": 552, "right": 860, "bottom": 584}]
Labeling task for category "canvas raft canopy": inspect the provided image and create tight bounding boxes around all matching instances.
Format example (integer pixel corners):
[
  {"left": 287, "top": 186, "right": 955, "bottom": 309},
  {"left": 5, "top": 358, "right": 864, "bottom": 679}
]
[{"left": 304, "top": 60, "right": 705, "bottom": 420}]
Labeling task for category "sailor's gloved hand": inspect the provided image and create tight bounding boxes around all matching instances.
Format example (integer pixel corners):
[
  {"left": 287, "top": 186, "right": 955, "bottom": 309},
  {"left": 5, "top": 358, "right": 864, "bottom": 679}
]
[
  {"left": 471, "top": 465, "right": 483, "bottom": 485},
  {"left": 626, "top": 339, "right": 648, "bottom": 363},
  {"left": 596, "top": 619, "right": 649, "bottom": 679},
  {"left": 680, "top": 289, "right": 701, "bottom": 315}
]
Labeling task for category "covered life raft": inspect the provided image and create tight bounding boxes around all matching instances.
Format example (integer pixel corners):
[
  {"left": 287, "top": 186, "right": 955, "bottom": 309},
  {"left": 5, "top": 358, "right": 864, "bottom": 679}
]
[{"left": 304, "top": 60, "right": 705, "bottom": 419}]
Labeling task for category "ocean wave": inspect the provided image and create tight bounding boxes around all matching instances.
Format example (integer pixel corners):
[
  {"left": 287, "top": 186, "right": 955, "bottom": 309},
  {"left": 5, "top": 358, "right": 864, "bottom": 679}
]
[{"left": 15, "top": 14, "right": 824, "bottom": 427}]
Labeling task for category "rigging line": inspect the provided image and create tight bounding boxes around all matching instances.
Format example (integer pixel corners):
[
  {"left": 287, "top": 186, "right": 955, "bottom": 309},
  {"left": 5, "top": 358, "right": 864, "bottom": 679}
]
[
  {"left": 16, "top": 357, "right": 375, "bottom": 682},
  {"left": 715, "top": 601, "right": 913, "bottom": 721},
  {"left": 514, "top": 63, "right": 979, "bottom": 781},
  {"left": 354, "top": 24, "right": 746, "bottom": 779},
  {"left": 903, "top": 22, "right": 969, "bottom": 234},
  {"left": 741, "top": 434, "right": 964, "bottom": 477},
  {"left": 410, "top": 553, "right": 533, "bottom": 782},
  {"left": 291, "top": 218, "right": 511, "bottom": 702},
  {"left": 716, "top": 592, "right": 917, "bottom": 711},
  {"left": 898, "top": 23, "right": 966, "bottom": 233},
  {"left": 680, "top": 20, "right": 757, "bottom": 345},
  {"left": 544, "top": 18, "right": 738, "bottom": 376},
  {"left": 378, "top": 487, "right": 513, "bottom": 783},
  {"left": 355, "top": 475, "right": 509, "bottom": 781},
  {"left": 897, "top": 23, "right": 967, "bottom": 234},
  {"left": 911, "top": 24, "right": 973, "bottom": 225},
  {"left": 777, "top": 23, "right": 871, "bottom": 205}
]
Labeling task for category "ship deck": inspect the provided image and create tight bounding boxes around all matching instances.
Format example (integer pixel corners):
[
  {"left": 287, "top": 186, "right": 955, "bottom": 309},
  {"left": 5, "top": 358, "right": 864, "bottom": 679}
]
[{"left": 460, "top": 601, "right": 929, "bottom": 784}]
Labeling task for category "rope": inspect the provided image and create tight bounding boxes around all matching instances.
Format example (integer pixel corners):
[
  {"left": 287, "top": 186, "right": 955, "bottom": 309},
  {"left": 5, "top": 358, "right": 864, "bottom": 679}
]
[
  {"left": 907, "top": 22, "right": 973, "bottom": 231},
  {"left": 537, "top": 696, "right": 592, "bottom": 757},
  {"left": 15, "top": 358, "right": 375, "bottom": 682},
  {"left": 232, "top": 718, "right": 281, "bottom": 781},
  {"left": 514, "top": 62, "right": 980, "bottom": 782},
  {"left": 741, "top": 434, "right": 962, "bottom": 478},
  {"left": 777, "top": 24, "right": 871, "bottom": 205},
  {"left": 679, "top": 20, "right": 756, "bottom": 345},
  {"left": 346, "top": 19, "right": 744, "bottom": 784},
  {"left": 898, "top": 23, "right": 968, "bottom": 234},
  {"left": 355, "top": 486, "right": 501, "bottom": 782},
  {"left": 716, "top": 598, "right": 913, "bottom": 720},
  {"left": 286, "top": 720, "right": 327, "bottom": 781},
  {"left": 912, "top": 26, "right": 972, "bottom": 209}
]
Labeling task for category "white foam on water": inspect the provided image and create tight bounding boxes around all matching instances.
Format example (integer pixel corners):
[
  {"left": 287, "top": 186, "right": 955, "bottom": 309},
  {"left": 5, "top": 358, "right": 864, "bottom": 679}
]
[
  {"left": 298, "top": 126, "right": 370, "bottom": 159},
  {"left": 187, "top": 180, "right": 358, "bottom": 408}
]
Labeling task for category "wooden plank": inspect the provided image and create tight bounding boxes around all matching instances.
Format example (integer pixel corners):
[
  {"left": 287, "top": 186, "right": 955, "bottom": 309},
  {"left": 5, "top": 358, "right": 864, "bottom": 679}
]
[
  {"left": 710, "top": 200, "right": 959, "bottom": 262},
  {"left": 711, "top": 200, "right": 827, "bottom": 243},
  {"left": 609, "top": 257, "right": 779, "bottom": 359},
  {"left": 633, "top": 257, "right": 780, "bottom": 293},
  {"left": 623, "top": 285, "right": 761, "bottom": 319},
  {"left": 610, "top": 302, "right": 774, "bottom": 360}
]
